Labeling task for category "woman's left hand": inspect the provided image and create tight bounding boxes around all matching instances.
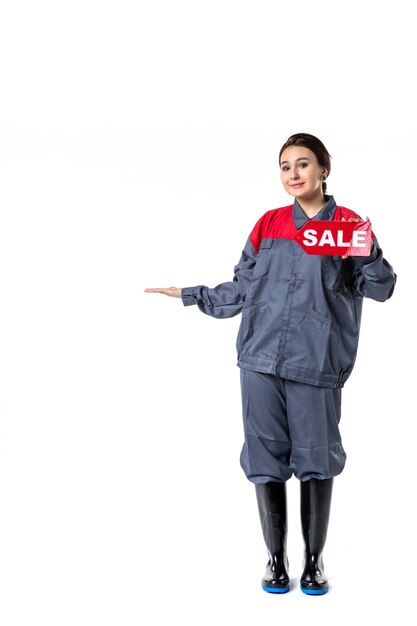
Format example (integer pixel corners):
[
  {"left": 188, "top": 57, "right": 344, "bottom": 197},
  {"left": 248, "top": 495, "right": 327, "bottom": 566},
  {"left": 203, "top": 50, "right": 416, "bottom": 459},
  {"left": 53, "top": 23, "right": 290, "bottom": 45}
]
[{"left": 340, "top": 216, "right": 371, "bottom": 260}]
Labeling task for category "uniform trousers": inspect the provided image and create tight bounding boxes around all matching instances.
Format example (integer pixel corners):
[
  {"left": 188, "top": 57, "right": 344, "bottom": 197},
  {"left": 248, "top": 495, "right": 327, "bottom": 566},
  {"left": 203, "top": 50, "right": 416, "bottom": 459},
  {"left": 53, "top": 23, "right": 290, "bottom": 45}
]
[{"left": 239, "top": 368, "right": 347, "bottom": 483}]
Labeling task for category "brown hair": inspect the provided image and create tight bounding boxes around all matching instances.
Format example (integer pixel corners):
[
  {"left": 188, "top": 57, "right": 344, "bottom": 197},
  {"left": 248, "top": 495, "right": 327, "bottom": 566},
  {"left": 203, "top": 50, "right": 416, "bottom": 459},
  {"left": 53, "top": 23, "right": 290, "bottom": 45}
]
[{"left": 279, "top": 133, "right": 332, "bottom": 195}]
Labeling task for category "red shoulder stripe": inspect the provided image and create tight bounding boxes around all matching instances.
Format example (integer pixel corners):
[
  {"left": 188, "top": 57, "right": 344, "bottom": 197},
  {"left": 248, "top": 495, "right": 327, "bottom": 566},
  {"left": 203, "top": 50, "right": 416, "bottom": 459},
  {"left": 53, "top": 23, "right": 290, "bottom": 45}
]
[{"left": 249, "top": 205, "right": 294, "bottom": 252}]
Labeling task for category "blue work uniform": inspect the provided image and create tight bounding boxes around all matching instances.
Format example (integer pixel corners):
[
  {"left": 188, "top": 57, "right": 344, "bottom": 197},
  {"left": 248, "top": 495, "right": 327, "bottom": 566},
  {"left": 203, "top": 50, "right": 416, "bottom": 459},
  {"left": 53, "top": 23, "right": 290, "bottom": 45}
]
[{"left": 182, "top": 196, "right": 396, "bottom": 482}]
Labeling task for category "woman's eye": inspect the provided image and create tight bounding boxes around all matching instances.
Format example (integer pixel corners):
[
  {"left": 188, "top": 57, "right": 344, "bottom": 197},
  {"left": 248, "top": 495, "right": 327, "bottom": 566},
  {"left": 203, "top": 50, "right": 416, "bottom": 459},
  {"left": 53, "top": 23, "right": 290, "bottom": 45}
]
[
  {"left": 281, "top": 165, "right": 289, "bottom": 171},
  {"left": 298, "top": 162, "right": 308, "bottom": 168}
]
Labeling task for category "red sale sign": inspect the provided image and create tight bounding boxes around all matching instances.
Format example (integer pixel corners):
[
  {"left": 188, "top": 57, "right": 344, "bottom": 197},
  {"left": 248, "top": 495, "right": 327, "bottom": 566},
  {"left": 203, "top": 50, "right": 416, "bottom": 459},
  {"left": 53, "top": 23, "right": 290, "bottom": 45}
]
[{"left": 294, "top": 220, "right": 372, "bottom": 256}]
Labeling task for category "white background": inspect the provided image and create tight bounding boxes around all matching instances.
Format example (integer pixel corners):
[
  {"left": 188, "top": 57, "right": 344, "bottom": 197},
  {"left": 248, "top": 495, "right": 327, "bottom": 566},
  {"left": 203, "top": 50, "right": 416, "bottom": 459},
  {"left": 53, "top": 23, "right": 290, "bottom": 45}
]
[{"left": 0, "top": 1, "right": 414, "bottom": 624}]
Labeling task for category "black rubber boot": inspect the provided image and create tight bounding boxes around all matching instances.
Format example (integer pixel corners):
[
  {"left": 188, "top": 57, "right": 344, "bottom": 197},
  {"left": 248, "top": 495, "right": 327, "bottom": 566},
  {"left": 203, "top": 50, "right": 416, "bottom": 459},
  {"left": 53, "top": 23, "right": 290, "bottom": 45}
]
[
  {"left": 300, "top": 477, "right": 333, "bottom": 595},
  {"left": 255, "top": 482, "right": 290, "bottom": 594}
]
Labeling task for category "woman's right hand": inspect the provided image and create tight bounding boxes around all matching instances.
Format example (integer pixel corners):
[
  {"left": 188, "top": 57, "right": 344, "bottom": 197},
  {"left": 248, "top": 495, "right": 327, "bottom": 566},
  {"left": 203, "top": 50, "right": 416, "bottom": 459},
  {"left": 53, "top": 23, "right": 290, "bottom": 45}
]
[{"left": 144, "top": 287, "right": 182, "bottom": 298}]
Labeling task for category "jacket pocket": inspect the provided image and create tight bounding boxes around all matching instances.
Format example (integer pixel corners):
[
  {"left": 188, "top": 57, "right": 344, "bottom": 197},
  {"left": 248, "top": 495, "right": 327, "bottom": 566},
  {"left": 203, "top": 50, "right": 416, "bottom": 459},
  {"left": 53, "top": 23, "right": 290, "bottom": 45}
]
[
  {"left": 252, "top": 239, "right": 272, "bottom": 278},
  {"left": 323, "top": 256, "right": 351, "bottom": 292},
  {"left": 236, "top": 302, "right": 267, "bottom": 353},
  {"left": 285, "top": 309, "right": 339, "bottom": 373}
]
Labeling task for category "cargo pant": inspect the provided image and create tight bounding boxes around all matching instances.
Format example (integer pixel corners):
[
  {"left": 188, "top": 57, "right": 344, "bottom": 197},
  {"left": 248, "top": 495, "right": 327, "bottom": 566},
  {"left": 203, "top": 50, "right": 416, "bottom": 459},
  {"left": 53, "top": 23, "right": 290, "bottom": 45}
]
[{"left": 239, "top": 368, "right": 347, "bottom": 483}]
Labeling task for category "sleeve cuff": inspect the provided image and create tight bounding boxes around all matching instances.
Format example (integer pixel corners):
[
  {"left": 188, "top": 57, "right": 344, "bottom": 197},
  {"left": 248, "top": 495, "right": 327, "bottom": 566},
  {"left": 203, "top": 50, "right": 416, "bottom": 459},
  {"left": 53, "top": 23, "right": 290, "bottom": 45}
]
[{"left": 181, "top": 286, "right": 198, "bottom": 306}]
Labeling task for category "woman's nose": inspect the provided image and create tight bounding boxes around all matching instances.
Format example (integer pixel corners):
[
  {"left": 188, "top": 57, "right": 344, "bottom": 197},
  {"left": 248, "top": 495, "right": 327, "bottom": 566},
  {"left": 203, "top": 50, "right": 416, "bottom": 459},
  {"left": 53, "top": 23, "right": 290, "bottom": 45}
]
[{"left": 290, "top": 169, "right": 299, "bottom": 180}]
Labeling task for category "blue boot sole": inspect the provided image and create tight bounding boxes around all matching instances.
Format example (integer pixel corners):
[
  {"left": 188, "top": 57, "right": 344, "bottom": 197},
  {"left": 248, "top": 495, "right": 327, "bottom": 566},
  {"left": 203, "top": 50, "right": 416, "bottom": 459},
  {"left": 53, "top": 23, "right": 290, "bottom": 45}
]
[
  {"left": 262, "top": 585, "right": 290, "bottom": 594},
  {"left": 301, "top": 587, "right": 328, "bottom": 595}
]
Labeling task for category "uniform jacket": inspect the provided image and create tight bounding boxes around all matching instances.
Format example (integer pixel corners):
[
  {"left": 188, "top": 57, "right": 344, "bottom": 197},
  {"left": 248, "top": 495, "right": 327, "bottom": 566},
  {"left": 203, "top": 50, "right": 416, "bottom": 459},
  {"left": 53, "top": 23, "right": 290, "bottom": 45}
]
[{"left": 182, "top": 196, "right": 396, "bottom": 388}]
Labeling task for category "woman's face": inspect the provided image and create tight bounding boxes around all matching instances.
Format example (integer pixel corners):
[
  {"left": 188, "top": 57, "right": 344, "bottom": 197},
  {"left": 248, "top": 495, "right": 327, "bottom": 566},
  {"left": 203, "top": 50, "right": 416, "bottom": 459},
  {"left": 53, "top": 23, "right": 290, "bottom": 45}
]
[{"left": 279, "top": 146, "right": 327, "bottom": 203}]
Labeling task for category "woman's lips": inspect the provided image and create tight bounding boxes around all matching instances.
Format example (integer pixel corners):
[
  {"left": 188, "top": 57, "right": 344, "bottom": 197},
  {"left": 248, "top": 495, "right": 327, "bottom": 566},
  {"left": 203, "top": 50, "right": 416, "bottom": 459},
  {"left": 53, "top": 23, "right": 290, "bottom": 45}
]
[{"left": 290, "top": 183, "right": 304, "bottom": 188}]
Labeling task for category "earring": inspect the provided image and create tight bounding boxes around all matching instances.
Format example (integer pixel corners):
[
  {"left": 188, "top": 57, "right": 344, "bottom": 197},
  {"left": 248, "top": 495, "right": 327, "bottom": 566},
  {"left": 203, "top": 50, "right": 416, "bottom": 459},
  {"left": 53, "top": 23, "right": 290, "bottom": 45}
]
[{"left": 321, "top": 175, "right": 327, "bottom": 181}]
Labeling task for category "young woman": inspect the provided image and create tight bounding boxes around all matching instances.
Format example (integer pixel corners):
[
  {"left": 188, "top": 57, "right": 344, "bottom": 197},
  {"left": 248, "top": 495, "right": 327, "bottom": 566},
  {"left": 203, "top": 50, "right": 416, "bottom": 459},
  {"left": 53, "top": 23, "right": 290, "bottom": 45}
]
[{"left": 145, "top": 133, "right": 396, "bottom": 595}]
